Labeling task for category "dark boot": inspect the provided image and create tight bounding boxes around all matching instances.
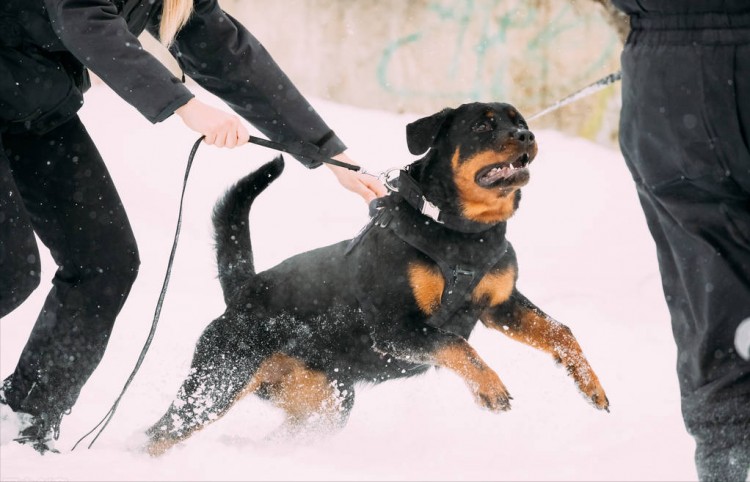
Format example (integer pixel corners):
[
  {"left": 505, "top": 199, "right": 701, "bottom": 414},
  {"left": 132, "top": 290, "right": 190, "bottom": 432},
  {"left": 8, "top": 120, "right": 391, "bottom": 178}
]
[
  {"left": 0, "top": 378, "right": 62, "bottom": 455},
  {"left": 13, "top": 412, "right": 61, "bottom": 455}
]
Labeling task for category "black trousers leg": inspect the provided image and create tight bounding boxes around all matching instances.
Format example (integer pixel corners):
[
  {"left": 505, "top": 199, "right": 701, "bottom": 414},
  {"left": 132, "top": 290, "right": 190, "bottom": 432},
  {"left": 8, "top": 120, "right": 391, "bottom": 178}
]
[
  {"left": 0, "top": 116, "right": 140, "bottom": 418},
  {"left": 0, "top": 139, "right": 41, "bottom": 317},
  {"left": 620, "top": 36, "right": 750, "bottom": 481}
]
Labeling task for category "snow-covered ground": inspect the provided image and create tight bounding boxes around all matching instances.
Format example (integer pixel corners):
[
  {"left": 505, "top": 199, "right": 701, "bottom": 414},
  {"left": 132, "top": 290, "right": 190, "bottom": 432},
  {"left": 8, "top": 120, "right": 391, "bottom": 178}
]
[{"left": 0, "top": 84, "right": 698, "bottom": 481}]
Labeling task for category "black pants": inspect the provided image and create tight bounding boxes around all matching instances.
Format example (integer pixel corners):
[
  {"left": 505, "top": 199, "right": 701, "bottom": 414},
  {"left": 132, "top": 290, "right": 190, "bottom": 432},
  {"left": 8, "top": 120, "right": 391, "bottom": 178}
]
[
  {"left": 619, "top": 12, "right": 750, "bottom": 482},
  {"left": 0, "top": 116, "right": 139, "bottom": 419}
]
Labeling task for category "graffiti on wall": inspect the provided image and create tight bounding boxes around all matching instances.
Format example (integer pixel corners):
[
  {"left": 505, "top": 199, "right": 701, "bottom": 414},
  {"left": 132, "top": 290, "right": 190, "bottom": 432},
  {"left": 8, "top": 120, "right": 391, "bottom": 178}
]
[{"left": 376, "top": 0, "right": 619, "bottom": 109}]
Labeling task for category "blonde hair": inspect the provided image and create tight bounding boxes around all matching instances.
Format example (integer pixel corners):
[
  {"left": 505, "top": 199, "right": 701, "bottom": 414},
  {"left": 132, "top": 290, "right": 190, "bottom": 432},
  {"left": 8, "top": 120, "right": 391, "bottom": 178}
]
[{"left": 160, "top": 0, "right": 194, "bottom": 46}]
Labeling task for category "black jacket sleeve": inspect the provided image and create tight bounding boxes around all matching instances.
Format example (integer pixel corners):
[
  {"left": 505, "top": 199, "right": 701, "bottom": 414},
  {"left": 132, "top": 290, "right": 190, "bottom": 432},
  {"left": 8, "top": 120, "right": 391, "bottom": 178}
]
[
  {"left": 151, "top": 0, "right": 347, "bottom": 168},
  {"left": 43, "top": 0, "right": 194, "bottom": 123}
]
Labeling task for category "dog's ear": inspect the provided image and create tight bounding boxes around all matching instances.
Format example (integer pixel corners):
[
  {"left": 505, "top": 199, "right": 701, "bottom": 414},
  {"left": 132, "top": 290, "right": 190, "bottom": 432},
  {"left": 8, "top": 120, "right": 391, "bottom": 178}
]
[{"left": 406, "top": 108, "right": 453, "bottom": 155}]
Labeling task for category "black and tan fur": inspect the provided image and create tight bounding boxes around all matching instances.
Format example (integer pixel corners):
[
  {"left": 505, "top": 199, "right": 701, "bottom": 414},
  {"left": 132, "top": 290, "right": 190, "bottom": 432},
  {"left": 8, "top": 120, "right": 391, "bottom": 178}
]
[{"left": 146, "top": 102, "right": 609, "bottom": 455}]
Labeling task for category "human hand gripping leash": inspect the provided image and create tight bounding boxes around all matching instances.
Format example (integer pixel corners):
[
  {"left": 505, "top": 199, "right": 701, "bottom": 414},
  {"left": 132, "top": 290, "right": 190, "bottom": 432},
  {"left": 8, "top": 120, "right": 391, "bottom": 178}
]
[{"left": 74, "top": 70, "right": 621, "bottom": 449}]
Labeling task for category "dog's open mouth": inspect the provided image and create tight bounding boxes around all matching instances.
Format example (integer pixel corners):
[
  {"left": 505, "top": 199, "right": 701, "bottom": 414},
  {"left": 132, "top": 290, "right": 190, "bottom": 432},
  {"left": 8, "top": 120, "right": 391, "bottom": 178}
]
[{"left": 475, "top": 153, "right": 531, "bottom": 187}]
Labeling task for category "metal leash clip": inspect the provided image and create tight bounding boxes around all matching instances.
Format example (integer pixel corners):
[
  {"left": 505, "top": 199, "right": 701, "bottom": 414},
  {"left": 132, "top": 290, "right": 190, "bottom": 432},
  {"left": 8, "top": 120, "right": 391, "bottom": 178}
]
[{"left": 379, "top": 168, "right": 402, "bottom": 193}]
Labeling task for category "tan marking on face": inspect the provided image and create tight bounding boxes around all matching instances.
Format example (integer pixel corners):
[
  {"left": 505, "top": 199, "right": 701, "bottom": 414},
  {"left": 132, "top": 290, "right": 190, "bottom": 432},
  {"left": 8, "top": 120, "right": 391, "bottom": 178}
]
[
  {"left": 408, "top": 262, "right": 444, "bottom": 315},
  {"left": 241, "top": 353, "right": 339, "bottom": 422},
  {"left": 451, "top": 148, "right": 520, "bottom": 224},
  {"left": 472, "top": 266, "right": 516, "bottom": 306}
]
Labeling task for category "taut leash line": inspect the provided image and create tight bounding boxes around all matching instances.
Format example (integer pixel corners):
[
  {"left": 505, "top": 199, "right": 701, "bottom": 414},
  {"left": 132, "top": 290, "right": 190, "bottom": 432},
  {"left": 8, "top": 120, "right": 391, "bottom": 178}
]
[
  {"left": 527, "top": 71, "right": 622, "bottom": 121},
  {"left": 246, "top": 134, "right": 379, "bottom": 177}
]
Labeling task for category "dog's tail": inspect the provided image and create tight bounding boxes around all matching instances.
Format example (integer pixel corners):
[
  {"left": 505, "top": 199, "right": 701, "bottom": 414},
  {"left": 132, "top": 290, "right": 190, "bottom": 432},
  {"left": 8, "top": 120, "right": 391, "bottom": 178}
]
[{"left": 212, "top": 156, "right": 285, "bottom": 301}]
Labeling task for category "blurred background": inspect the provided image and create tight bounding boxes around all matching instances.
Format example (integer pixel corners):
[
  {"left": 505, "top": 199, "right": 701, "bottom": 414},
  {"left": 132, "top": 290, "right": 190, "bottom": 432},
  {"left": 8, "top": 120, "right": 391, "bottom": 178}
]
[
  {"left": 3, "top": 2, "right": 706, "bottom": 480},
  {"left": 142, "top": 0, "right": 627, "bottom": 146}
]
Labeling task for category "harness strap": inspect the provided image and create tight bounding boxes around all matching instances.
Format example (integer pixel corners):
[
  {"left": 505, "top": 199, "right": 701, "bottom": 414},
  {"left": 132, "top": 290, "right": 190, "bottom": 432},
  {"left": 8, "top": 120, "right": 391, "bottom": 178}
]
[
  {"left": 349, "top": 195, "right": 509, "bottom": 331},
  {"left": 391, "top": 220, "right": 508, "bottom": 330},
  {"left": 428, "top": 244, "right": 508, "bottom": 332}
]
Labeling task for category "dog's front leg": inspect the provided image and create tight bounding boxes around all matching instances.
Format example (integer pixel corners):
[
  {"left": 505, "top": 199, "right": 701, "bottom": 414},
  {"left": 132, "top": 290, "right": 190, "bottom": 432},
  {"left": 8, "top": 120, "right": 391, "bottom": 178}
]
[
  {"left": 374, "top": 327, "right": 512, "bottom": 412},
  {"left": 481, "top": 290, "right": 609, "bottom": 411}
]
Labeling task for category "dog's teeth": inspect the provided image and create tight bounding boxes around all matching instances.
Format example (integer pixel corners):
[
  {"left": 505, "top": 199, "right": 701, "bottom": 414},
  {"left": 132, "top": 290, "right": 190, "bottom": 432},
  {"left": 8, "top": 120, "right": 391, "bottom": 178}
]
[{"left": 482, "top": 163, "right": 523, "bottom": 183}]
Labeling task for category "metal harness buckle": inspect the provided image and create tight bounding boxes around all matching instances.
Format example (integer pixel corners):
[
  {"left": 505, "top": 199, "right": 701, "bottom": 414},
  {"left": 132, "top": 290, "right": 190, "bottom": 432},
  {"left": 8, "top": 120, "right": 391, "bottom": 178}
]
[{"left": 421, "top": 199, "right": 442, "bottom": 224}]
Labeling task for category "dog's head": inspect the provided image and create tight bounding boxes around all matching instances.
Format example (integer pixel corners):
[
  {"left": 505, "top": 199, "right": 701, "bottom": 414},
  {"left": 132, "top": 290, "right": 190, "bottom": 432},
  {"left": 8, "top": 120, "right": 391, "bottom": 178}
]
[{"left": 405, "top": 102, "right": 537, "bottom": 224}]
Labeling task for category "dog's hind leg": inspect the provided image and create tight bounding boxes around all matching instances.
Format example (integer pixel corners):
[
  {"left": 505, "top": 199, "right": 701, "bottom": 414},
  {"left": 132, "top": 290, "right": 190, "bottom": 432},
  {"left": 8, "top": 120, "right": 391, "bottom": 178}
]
[
  {"left": 145, "top": 313, "right": 278, "bottom": 456},
  {"left": 480, "top": 289, "right": 610, "bottom": 411},
  {"left": 248, "top": 355, "right": 355, "bottom": 440}
]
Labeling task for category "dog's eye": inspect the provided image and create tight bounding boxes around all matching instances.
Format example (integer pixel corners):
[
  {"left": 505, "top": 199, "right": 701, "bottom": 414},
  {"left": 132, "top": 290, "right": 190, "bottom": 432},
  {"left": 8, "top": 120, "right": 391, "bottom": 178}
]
[{"left": 471, "top": 121, "right": 493, "bottom": 133}]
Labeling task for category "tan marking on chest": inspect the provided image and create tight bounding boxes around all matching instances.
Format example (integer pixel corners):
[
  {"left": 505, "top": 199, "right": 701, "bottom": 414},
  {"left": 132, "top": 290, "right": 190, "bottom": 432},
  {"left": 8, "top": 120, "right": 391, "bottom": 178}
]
[
  {"left": 408, "top": 262, "right": 444, "bottom": 315},
  {"left": 471, "top": 266, "right": 516, "bottom": 306},
  {"left": 452, "top": 149, "right": 519, "bottom": 223},
  {"left": 409, "top": 262, "right": 516, "bottom": 314}
]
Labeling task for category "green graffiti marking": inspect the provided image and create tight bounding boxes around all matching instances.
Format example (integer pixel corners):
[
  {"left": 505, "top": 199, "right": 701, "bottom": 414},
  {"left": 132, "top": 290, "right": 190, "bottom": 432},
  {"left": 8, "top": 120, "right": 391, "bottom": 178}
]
[{"left": 377, "top": 0, "right": 618, "bottom": 106}]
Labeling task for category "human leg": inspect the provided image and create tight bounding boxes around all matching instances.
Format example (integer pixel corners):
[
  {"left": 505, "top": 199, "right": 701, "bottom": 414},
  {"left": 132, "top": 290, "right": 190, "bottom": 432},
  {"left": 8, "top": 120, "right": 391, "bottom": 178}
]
[
  {"left": 1, "top": 116, "right": 140, "bottom": 444},
  {"left": 0, "top": 137, "right": 41, "bottom": 318},
  {"left": 620, "top": 35, "right": 750, "bottom": 481}
]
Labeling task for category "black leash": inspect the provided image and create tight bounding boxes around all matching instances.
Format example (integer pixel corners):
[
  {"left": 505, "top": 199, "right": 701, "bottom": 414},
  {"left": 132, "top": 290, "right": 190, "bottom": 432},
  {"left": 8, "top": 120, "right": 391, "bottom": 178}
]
[
  {"left": 73, "top": 133, "right": 369, "bottom": 450},
  {"left": 73, "top": 136, "right": 204, "bottom": 450},
  {"left": 246, "top": 134, "right": 379, "bottom": 177}
]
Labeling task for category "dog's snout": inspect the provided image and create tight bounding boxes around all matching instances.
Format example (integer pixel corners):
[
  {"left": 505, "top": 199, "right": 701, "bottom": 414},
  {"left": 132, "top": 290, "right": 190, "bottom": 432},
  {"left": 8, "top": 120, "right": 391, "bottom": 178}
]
[{"left": 511, "top": 129, "right": 535, "bottom": 146}]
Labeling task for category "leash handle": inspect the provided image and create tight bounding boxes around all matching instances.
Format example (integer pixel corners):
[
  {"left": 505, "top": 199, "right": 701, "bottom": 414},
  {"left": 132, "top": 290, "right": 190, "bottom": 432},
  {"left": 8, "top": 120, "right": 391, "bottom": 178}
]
[{"left": 246, "top": 135, "right": 364, "bottom": 172}]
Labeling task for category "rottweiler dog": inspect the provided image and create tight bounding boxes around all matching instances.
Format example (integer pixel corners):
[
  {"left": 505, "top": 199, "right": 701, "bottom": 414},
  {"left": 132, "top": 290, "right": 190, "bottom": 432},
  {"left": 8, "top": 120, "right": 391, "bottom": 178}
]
[{"left": 146, "top": 102, "right": 609, "bottom": 455}]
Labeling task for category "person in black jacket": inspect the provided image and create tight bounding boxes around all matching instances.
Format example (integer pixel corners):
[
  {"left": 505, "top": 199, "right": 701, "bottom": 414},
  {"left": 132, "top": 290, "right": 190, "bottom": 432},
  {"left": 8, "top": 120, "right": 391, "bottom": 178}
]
[
  {"left": 612, "top": 1, "right": 750, "bottom": 480},
  {"left": 0, "top": 0, "right": 385, "bottom": 454}
]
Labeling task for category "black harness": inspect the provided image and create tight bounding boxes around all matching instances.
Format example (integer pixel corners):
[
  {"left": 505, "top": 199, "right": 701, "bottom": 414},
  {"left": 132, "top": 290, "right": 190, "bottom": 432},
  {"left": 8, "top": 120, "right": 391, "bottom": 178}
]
[{"left": 347, "top": 170, "right": 509, "bottom": 334}]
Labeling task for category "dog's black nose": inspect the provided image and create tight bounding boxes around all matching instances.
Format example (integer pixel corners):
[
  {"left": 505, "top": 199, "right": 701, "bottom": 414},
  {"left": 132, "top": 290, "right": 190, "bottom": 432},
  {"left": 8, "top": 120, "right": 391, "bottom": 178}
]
[{"left": 511, "top": 129, "right": 535, "bottom": 146}]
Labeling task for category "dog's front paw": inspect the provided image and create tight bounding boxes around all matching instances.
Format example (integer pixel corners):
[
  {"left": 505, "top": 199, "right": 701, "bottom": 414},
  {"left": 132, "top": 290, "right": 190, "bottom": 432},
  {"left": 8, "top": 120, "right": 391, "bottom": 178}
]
[
  {"left": 472, "top": 371, "right": 512, "bottom": 412},
  {"left": 585, "top": 380, "right": 609, "bottom": 412},
  {"left": 590, "top": 390, "right": 610, "bottom": 412},
  {"left": 570, "top": 365, "right": 609, "bottom": 412}
]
